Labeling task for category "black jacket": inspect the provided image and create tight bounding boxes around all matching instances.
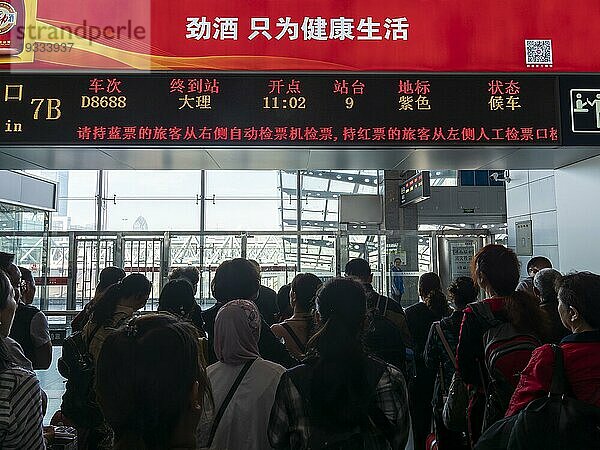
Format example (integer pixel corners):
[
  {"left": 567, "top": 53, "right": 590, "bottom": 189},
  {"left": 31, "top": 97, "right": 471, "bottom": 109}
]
[
  {"left": 405, "top": 302, "right": 440, "bottom": 364},
  {"left": 364, "top": 285, "right": 412, "bottom": 349},
  {"left": 363, "top": 286, "right": 408, "bottom": 373},
  {"left": 255, "top": 285, "right": 279, "bottom": 326},
  {"left": 9, "top": 303, "right": 39, "bottom": 364}
]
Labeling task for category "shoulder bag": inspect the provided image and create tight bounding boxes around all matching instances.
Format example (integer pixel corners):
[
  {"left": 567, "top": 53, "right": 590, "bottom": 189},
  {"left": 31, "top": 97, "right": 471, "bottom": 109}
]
[
  {"left": 204, "top": 359, "right": 255, "bottom": 448},
  {"left": 434, "top": 322, "right": 469, "bottom": 432}
]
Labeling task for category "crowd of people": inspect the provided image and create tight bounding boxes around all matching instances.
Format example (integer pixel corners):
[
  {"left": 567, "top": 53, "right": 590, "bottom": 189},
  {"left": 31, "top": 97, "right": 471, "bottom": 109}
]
[{"left": 0, "top": 245, "right": 599, "bottom": 449}]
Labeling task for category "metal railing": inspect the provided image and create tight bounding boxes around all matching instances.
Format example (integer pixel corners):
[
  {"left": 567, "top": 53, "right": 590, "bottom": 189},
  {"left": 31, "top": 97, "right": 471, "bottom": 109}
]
[{"left": 0, "top": 228, "right": 492, "bottom": 314}]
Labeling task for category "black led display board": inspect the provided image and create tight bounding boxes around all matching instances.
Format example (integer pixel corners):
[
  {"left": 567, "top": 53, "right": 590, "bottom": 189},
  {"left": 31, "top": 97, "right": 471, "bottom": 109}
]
[
  {"left": 400, "top": 171, "right": 430, "bottom": 207},
  {"left": 0, "top": 73, "right": 560, "bottom": 146}
]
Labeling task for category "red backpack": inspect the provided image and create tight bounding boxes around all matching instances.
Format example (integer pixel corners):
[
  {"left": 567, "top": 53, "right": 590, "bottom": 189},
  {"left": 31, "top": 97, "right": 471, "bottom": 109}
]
[{"left": 469, "top": 301, "right": 541, "bottom": 430}]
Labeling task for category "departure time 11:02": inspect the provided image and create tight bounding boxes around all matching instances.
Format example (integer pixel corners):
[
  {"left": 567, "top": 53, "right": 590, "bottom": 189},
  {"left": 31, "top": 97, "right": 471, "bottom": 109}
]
[{"left": 263, "top": 96, "right": 306, "bottom": 109}]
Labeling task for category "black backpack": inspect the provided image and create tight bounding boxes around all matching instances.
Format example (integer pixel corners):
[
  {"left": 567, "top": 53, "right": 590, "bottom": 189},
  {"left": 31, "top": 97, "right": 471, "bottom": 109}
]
[
  {"left": 57, "top": 325, "right": 104, "bottom": 428},
  {"left": 365, "top": 295, "right": 407, "bottom": 374},
  {"left": 474, "top": 345, "right": 600, "bottom": 450},
  {"left": 288, "top": 357, "right": 394, "bottom": 450}
]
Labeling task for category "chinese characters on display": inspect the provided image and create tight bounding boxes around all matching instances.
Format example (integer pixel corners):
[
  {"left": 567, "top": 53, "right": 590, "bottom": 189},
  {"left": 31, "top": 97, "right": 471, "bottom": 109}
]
[
  {"left": 488, "top": 79, "right": 522, "bottom": 111},
  {"left": 185, "top": 16, "right": 409, "bottom": 41},
  {"left": 398, "top": 80, "right": 431, "bottom": 111},
  {"left": 0, "top": 74, "right": 561, "bottom": 146},
  {"left": 75, "top": 125, "right": 559, "bottom": 143},
  {"left": 169, "top": 78, "right": 221, "bottom": 110}
]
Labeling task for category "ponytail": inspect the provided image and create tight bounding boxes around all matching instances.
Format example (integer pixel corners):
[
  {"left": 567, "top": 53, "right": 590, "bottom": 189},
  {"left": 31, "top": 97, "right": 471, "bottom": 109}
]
[
  {"left": 502, "top": 290, "right": 550, "bottom": 341},
  {"left": 91, "top": 283, "right": 123, "bottom": 326},
  {"left": 291, "top": 273, "right": 322, "bottom": 354},
  {"left": 91, "top": 274, "right": 151, "bottom": 326},
  {"left": 291, "top": 273, "right": 322, "bottom": 312},
  {"left": 425, "top": 289, "right": 450, "bottom": 319},
  {"left": 307, "top": 278, "right": 370, "bottom": 428}
]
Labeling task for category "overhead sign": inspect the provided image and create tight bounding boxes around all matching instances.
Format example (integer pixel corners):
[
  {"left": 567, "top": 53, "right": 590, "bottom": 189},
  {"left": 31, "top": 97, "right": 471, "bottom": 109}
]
[
  {"left": 0, "top": 0, "right": 599, "bottom": 71},
  {"left": 400, "top": 171, "right": 431, "bottom": 207},
  {"left": 570, "top": 89, "right": 600, "bottom": 133},
  {"left": 0, "top": 73, "right": 561, "bottom": 146},
  {"left": 560, "top": 76, "right": 600, "bottom": 146}
]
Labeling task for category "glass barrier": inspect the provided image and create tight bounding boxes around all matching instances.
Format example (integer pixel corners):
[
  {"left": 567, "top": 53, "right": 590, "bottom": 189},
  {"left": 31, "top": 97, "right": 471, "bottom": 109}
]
[{"left": 0, "top": 229, "right": 491, "bottom": 315}]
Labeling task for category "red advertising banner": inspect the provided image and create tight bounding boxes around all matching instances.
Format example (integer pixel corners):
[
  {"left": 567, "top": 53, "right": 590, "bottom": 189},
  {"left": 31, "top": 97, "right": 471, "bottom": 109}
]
[{"left": 0, "top": 0, "right": 599, "bottom": 72}]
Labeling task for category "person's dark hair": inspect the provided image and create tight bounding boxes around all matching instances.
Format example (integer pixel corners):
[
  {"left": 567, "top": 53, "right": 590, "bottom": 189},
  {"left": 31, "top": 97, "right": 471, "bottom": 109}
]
[
  {"left": 448, "top": 276, "right": 479, "bottom": 310},
  {"left": 168, "top": 266, "right": 200, "bottom": 290},
  {"left": 158, "top": 279, "right": 196, "bottom": 317},
  {"left": 344, "top": 258, "right": 371, "bottom": 280},
  {"left": 0, "top": 270, "right": 12, "bottom": 311},
  {"left": 557, "top": 272, "right": 600, "bottom": 329},
  {"left": 394, "top": 258, "right": 401, "bottom": 263},
  {"left": 307, "top": 277, "right": 369, "bottom": 428},
  {"left": 96, "top": 314, "right": 212, "bottom": 450},
  {"left": 97, "top": 267, "right": 126, "bottom": 292},
  {"left": 472, "top": 244, "right": 548, "bottom": 338},
  {"left": 534, "top": 268, "right": 562, "bottom": 304},
  {"left": 526, "top": 256, "right": 552, "bottom": 274},
  {"left": 91, "top": 274, "right": 151, "bottom": 326},
  {"left": 471, "top": 245, "right": 520, "bottom": 296},
  {"left": 18, "top": 266, "right": 34, "bottom": 283},
  {"left": 0, "top": 252, "right": 14, "bottom": 270},
  {"left": 419, "top": 272, "right": 450, "bottom": 318},
  {"left": 276, "top": 284, "right": 292, "bottom": 320},
  {"left": 291, "top": 273, "right": 322, "bottom": 312},
  {"left": 248, "top": 259, "right": 262, "bottom": 276},
  {"left": 0, "top": 335, "right": 15, "bottom": 372},
  {"left": 211, "top": 259, "right": 260, "bottom": 303}
]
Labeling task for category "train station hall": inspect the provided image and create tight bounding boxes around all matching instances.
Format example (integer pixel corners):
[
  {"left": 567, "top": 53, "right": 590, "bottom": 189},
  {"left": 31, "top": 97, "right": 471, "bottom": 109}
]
[{"left": 0, "top": 1, "right": 599, "bottom": 449}]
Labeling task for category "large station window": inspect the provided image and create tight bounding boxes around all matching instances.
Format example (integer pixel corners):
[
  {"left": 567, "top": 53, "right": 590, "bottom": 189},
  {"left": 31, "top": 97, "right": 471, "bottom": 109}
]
[
  {"left": 103, "top": 170, "right": 202, "bottom": 231},
  {"left": 299, "top": 170, "right": 380, "bottom": 231},
  {"left": 205, "top": 170, "right": 285, "bottom": 231}
]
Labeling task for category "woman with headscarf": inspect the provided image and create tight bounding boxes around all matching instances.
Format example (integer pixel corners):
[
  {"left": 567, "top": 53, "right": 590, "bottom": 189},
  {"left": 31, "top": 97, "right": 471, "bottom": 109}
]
[{"left": 198, "top": 300, "right": 286, "bottom": 450}]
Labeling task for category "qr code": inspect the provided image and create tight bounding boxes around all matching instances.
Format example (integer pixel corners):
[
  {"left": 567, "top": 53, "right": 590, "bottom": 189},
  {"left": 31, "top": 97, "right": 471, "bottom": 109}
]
[{"left": 525, "top": 39, "right": 553, "bottom": 67}]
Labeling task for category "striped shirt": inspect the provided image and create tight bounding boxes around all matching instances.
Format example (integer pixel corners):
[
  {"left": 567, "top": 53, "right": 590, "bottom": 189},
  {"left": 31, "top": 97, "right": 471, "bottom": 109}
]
[{"left": 0, "top": 366, "right": 46, "bottom": 450}]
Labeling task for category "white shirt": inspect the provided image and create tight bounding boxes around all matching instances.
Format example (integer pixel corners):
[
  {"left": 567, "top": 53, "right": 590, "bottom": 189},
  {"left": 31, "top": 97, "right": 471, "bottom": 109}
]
[
  {"left": 30, "top": 311, "right": 51, "bottom": 347},
  {"left": 198, "top": 358, "right": 285, "bottom": 450}
]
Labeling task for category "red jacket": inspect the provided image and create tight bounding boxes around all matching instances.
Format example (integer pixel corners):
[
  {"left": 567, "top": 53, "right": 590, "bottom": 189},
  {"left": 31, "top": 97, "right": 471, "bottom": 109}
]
[{"left": 506, "top": 330, "right": 600, "bottom": 417}]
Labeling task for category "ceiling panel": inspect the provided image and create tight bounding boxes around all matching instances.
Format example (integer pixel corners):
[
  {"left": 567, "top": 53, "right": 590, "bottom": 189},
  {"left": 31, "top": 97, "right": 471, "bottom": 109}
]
[
  {"left": 207, "top": 148, "right": 310, "bottom": 169},
  {"left": 101, "top": 148, "right": 219, "bottom": 170},
  {"left": 394, "top": 147, "right": 520, "bottom": 170},
  {"left": 478, "top": 147, "right": 600, "bottom": 170},
  {"left": 307, "top": 149, "right": 413, "bottom": 169},
  {"left": 0, "top": 151, "right": 46, "bottom": 169},
  {"left": 0, "top": 146, "right": 597, "bottom": 170},
  {"left": 0, "top": 148, "right": 130, "bottom": 169}
]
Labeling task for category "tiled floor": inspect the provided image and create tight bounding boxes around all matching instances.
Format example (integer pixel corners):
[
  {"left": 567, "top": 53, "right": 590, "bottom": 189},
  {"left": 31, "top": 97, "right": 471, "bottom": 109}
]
[{"left": 37, "top": 347, "right": 65, "bottom": 425}]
